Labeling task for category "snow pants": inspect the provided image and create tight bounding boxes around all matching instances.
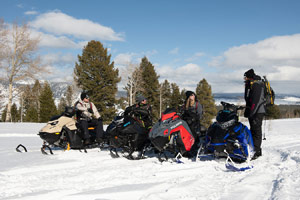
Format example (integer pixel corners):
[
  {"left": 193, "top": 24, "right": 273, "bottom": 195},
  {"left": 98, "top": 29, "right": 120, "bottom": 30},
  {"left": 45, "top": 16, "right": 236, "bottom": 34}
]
[
  {"left": 248, "top": 113, "right": 264, "bottom": 154},
  {"left": 79, "top": 119, "right": 104, "bottom": 140}
]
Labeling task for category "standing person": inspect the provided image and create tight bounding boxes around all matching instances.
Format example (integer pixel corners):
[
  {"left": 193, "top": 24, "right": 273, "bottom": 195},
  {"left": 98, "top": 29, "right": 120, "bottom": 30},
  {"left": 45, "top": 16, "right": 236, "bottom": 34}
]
[
  {"left": 75, "top": 92, "right": 104, "bottom": 145},
  {"left": 182, "top": 91, "right": 203, "bottom": 138},
  {"left": 244, "top": 69, "right": 266, "bottom": 160},
  {"left": 124, "top": 94, "right": 152, "bottom": 130}
]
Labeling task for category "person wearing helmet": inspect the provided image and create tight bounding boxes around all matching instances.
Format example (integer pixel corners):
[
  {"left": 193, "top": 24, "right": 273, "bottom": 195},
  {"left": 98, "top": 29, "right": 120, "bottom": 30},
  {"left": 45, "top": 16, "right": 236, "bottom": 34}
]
[{"left": 124, "top": 94, "right": 152, "bottom": 130}]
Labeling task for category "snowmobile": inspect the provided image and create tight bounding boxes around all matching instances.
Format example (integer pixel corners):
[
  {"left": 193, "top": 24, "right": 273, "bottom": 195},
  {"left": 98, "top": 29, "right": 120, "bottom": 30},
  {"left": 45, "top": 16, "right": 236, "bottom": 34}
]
[
  {"left": 197, "top": 101, "right": 255, "bottom": 171},
  {"left": 149, "top": 108, "right": 195, "bottom": 163},
  {"left": 38, "top": 106, "right": 102, "bottom": 154},
  {"left": 106, "top": 110, "right": 150, "bottom": 160}
]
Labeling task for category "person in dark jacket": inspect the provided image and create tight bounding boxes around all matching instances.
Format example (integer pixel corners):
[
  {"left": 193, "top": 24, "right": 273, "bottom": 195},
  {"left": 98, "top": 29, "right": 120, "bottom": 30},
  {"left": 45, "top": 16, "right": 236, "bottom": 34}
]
[
  {"left": 244, "top": 69, "right": 266, "bottom": 160},
  {"left": 181, "top": 91, "right": 203, "bottom": 138},
  {"left": 124, "top": 94, "right": 152, "bottom": 131},
  {"left": 75, "top": 92, "right": 104, "bottom": 145}
]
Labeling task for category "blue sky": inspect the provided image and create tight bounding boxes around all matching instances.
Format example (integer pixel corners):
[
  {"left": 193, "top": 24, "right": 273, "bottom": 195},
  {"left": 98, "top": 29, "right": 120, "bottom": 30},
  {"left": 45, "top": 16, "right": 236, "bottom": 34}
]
[{"left": 2, "top": 0, "right": 300, "bottom": 94}]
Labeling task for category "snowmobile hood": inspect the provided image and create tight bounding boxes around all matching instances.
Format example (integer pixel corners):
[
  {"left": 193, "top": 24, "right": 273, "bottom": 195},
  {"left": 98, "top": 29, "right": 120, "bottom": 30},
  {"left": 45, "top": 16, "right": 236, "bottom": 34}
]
[{"left": 39, "top": 116, "right": 77, "bottom": 133}]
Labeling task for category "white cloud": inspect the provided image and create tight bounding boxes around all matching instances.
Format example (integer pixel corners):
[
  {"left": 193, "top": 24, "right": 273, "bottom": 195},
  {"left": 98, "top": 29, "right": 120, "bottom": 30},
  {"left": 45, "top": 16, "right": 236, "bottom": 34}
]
[
  {"left": 25, "top": 11, "right": 38, "bottom": 15},
  {"left": 41, "top": 53, "right": 76, "bottom": 65},
  {"left": 114, "top": 53, "right": 137, "bottom": 66},
  {"left": 206, "top": 34, "right": 300, "bottom": 94},
  {"left": 30, "top": 29, "right": 84, "bottom": 49},
  {"left": 157, "top": 63, "right": 204, "bottom": 90},
  {"left": 218, "top": 34, "right": 300, "bottom": 71},
  {"left": 43, "top": 64, "right": 74, "bottom": 82},
  {"left": 169, "top": 47, "right": 179, "bottom": 55},
  {"left": 268, "top": 66, "right": 300, "bottom": 81},
  {"left": 185, "top": 52, "right": 205, "bottom": 62},
  {"left": 143, "top": 50, "right": 158, "bottom": 58},
  {"left": 30, "top": 11, "right": 124, "bottom": 41}
]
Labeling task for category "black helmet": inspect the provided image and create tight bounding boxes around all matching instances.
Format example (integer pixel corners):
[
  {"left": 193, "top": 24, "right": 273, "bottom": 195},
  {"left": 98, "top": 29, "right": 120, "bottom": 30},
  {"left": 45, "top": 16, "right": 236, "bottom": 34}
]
[{"left": 80, "top": 92, "right": 89, "bottom": 100}]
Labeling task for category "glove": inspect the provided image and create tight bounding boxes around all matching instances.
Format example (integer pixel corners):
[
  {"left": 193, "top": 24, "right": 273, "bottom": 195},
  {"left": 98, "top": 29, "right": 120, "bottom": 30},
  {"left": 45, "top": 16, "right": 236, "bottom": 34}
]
[
  {"left": 244, "top": 107, "right": 250, "bottom": 118},
  {"left": 88, "top": 108, "right": 94, "bottom": 114},
  {"left": 98, "top": 117, "right": 103, "bottom": 121}
]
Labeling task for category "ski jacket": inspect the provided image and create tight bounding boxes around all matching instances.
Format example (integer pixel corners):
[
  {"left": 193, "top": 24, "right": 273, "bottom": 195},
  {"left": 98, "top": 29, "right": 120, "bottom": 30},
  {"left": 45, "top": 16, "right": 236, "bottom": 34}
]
[
  {"left": 244, "top": 75, "right": 266, "bottom": 118},
  {"left": 183, "top": 101, "right": 203, "bottom": 120},
  {"left": 124, "top": 103, "right": 152, "bottom": 129},
  {"left": 75, "top": 99, "right": 100, "bottom": 120}
]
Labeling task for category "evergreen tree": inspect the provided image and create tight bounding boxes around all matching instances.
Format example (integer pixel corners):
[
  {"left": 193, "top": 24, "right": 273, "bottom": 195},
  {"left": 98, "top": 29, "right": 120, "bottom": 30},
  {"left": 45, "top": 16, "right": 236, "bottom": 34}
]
[
  {"left": 32, "top": 80, "right": 42, "bottom": 122},
  {"left": 74, "top": 40, "right": 120, "bottom": 122},
  {"left": 196, "top": 79, "right": 217, "bottom": 128},
  {"left": 180, "top": 89, "right": 187, "bottom": 108},
  {"left": 170, "top": 83, "right": 181, "bottom": 111},
  {"left": 39, "top": 82, "right": 58, "bottom": 122},
  {"left": 58, "top": 97, "right": 67, "bottom": 114},
  {"left": 266, "top": 104, "right": 281, "bottom": 119},
  {"left": 294, "top": 109, "right": 300, "bottom": 117},
  {"left": 1, "top": 105, "right": 7, "bottom": 122},
  {"left": 139, "top": 57, "right": 160, "bottom": 119},
  {"left": 24, "top": 106, "right": 38, "bottom": 122},
  {"left": 11, "top": 103, "right": 19, "bottom": 122},
  {"left": 22, "top": 85, "right": 34, "bottom": 117},
  {"left": 21, "top": 84, "right": 39, "bottom": 122},
  {"left": 161, "top": 80, "right": 171, "bottom": 112},
  {"left": 65, "top": 85, "right": 73, "bottom": 106}
]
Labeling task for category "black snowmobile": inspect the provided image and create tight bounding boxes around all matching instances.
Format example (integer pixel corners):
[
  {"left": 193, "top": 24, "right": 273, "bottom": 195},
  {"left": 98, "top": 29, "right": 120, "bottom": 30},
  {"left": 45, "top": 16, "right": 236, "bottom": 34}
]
[
  {"left": 106, "top": 110, "right": 151, "bottom": 160},
  {"left": 38, "top": 106, "right": 104, "bottom": 154}
]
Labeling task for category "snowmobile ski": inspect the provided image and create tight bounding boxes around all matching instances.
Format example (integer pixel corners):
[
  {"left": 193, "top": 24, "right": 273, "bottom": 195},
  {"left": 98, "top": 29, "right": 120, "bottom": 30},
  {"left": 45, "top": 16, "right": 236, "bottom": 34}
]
[
  {"left": 41, "top": 144, "right": 54, "bottom": 155},
  {"left": 16, "top": 144, "right": 27, "bottom": 153},
  {"left": 224, "top": 150, "right": 253, "bottom": 172}
]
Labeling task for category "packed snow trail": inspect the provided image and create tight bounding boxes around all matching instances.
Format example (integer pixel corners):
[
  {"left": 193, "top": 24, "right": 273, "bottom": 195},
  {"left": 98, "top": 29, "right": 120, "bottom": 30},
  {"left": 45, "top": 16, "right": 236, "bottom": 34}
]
[{"left": 0, "top": 119, "right": 300, "bottom": 200}]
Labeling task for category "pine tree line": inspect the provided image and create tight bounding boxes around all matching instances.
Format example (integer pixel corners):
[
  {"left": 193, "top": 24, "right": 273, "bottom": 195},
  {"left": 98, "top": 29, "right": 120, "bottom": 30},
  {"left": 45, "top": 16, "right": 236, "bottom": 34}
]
[
  {"left": 121, "top": 56, "right": 217, "bottom": 125},
  {"left": 0, "top": 39, "right": 218, "bottom": 127},
  {"left": 1, "top": 81, "right": 74, "bottom": 123}
]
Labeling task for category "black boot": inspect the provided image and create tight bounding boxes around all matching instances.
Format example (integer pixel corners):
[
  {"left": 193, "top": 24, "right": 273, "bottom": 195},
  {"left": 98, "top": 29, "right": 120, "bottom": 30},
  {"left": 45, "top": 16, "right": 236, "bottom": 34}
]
[
  {"left": 251, "top": 149, "right": 262, "bottom": 160},
  {"left": 96, "top": 138, "right": 104, "bottom": 144},
  {"left": 84, "top": 138, "right": 91, "bottom": 145}
]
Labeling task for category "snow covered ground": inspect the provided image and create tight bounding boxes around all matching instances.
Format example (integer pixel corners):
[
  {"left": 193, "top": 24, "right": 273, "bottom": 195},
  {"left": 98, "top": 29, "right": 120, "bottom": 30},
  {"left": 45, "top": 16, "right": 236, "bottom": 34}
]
[{"left": 1, "top": 119, "right": 300, "bottom": 200}]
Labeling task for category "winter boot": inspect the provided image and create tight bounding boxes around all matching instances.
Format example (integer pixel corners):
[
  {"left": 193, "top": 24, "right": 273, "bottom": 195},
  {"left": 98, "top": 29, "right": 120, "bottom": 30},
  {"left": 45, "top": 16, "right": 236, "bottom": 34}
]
[{"left": 251, "top": 149, "right": 262, "bottom": 160}]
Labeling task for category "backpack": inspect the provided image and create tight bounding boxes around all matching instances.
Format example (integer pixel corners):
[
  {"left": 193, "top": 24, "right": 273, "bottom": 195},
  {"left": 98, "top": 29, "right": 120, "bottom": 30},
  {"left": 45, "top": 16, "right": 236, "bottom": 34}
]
[{"left": 262, "top": 76, "right": 275, "bottom": 106}]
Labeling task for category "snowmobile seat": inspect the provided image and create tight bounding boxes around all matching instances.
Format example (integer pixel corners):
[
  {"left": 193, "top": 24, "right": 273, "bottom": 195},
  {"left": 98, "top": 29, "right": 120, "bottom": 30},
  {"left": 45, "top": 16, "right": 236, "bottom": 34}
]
[{"left": 64, "top": 106, "right": 76, "bottom": 117}]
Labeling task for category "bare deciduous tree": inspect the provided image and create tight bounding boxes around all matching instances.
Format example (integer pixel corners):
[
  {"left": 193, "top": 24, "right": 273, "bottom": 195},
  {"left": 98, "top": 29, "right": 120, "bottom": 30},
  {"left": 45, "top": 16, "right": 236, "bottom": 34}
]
[
  {"left": 122, "top": 62, "right": 144, "bottom": 106},
  {"left": 0, "top": 20, "right": 42, "bottom": 122}
]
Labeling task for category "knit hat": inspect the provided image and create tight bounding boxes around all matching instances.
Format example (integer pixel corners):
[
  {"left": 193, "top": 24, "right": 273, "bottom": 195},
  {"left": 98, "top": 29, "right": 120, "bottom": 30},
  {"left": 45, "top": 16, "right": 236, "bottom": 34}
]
[
  {"left": 244, "top": 69, "right": 255, "bottom": 79},
  {"left": 185, "top": 91, "right": 196, "bottom": 99},
  {"left": 136, "top": 94, "right": 146, "bottom": 103},
  {"left": 80, "top": 92, "right": 89, "bottom": 100}
]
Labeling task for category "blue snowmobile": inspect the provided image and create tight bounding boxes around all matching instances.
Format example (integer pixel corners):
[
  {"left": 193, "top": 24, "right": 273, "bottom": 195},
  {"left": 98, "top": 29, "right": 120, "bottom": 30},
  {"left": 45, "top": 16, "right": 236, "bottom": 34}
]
[{"left": 197, "top": 101, "right": 255, "bottom": 171}]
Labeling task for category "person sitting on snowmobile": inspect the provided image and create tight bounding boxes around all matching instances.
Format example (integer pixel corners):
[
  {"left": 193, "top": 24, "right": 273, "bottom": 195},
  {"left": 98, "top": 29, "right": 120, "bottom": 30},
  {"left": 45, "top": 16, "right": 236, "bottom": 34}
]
[
  {"left": 75, "top": 92, "right": 104, "bottom": 145},
  {"left": 124, "top": 94, "right": 152, "bottom": 131},
  {"left": 181, "top": 91, "right": 203, "bottom": 138}
]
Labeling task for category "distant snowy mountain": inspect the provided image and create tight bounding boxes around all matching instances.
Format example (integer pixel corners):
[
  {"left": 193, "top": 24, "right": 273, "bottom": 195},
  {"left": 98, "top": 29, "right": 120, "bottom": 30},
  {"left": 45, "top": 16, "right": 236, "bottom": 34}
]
[{"left": 213, "top": 93, "right": 300, "bottom": 105}]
